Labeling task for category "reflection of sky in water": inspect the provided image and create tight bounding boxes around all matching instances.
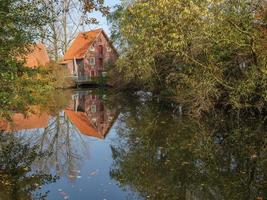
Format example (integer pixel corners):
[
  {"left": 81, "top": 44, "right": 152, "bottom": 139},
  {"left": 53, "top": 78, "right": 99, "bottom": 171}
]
[
  {"left": 0, "top": 90, "right": 142, "bottom": 200},
  {"left": 39, "top": 121, "right": 136, "bottom": 200}
]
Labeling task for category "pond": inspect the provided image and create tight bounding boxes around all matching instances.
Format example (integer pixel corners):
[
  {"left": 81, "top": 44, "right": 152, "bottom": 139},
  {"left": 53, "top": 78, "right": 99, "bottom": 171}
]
[{"left": 0, "top": 89, "right": 266, "bottom": 200}]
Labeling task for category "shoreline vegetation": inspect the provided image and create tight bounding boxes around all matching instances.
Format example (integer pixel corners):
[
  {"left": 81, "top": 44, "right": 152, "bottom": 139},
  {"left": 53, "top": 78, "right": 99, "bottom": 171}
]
[
  {"left": 107, "top": 0, "right": 267, "bottom": 117},
  {"left": 1, "top": 0, "right": 267, "bottom": 119}
]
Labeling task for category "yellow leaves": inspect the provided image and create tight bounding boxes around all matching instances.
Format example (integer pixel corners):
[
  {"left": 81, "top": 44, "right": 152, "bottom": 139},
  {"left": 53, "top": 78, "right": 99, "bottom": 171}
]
[{"left": 260, "top": 67, "right": 267, "bottom": 75}]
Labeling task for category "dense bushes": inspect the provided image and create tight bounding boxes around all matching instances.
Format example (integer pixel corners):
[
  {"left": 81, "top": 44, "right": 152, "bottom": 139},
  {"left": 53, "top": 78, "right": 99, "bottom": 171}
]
[
  {"left": 109, "top": 0, "right": 267, "bottom": 116},
  {"left": 0, "top": 0, "right": 52, "bottom": 118}
]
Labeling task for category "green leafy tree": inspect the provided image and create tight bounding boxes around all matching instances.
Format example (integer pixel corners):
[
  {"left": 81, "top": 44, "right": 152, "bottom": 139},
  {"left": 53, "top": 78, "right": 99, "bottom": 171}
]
[
  {"left": 109, "top": 0, "right": 267, "bottom": 116},
  {"left": 0, "top": 0, "right": 54, "bottom": 118}
]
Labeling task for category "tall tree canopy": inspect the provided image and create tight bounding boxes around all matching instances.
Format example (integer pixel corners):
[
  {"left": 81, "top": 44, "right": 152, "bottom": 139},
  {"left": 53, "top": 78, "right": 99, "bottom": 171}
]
[
  {"left": 0, "top": 0, "right": 49, "bottom": 58},
  {"left": 109, "top": 0, "right": 267, "bottom": 116},
  {"left": 0, "top": 0, "right": 53, "bottom": 118}
]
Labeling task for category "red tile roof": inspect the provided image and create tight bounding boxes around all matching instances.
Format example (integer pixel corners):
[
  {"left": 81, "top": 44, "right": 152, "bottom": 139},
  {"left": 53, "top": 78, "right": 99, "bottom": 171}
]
[
  {"left": 64, "top": 109, "right": 105, "bottom": 139},
  {"left": 0, "top": 113, "right": 50, "bottom": 132},
  {"left": 24, "top": 43, "right": 50, "bottom": 68},
  {"left": 64, "top": 29, "right": 102, "bottom": 60}
]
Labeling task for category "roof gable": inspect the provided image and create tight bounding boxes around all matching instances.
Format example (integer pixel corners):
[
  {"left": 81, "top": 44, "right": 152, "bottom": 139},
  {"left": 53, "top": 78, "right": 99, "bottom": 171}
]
[
  {"left": 24, "top": 43, "right": 50, "bottom": 68},
  {"left": 64, "top": 29, "right": 102, "bottom": 60}
]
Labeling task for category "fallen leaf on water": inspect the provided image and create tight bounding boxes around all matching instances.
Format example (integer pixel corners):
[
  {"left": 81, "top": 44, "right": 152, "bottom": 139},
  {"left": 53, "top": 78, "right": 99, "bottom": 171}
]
[
  {"left": 68, "top": 175, "right": 76, "bottom": 179},
  {"left": 71, "top": 170, "right": 81, "bottom": 173},
  {"left": 89, "top": 170, "right": 99, "bottom": 176},
  {"left": 60, "top": 192, "right": 67, "bottom": 196}
]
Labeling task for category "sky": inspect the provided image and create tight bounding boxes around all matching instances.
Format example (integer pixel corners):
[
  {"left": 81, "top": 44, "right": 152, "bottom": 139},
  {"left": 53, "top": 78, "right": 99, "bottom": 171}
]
[{"left": 89, "top": 0, "right": 121, "bottom": 36}]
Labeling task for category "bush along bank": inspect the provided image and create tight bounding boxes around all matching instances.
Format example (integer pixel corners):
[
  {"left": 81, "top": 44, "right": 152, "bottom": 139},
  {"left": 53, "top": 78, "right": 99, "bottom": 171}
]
[{"left": 108, "top": 0, "right": 267, "bottom": 117}]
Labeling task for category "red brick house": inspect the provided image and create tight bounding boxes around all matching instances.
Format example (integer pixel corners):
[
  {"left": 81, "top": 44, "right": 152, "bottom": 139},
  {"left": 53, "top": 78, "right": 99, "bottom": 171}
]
[
  {"left": 61, "top": 29, "right": 118, "bottom": 79},
  {"left": 65, "top": 92, "right": 117, "bottom": 139}
]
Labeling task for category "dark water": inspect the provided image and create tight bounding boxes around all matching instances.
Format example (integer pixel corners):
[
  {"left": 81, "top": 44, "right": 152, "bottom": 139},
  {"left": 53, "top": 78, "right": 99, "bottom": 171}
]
[{"left": 0, "top": 89, "right": 266, "bottom": 200}]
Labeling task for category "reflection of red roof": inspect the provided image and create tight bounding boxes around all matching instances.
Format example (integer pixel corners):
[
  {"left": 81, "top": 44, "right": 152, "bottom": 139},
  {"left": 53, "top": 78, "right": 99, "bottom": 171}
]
[
  {"left": 64, "top": 109, "right": 105, "bottom": 139},
  {"left": 64, "top": 29, "right": 102, "bottom": 60},
  {"left": 0, "top": 113, "right": 49, "bottom": 132},
  {"left": 24, "top": 44, "right": 50, "bottom": 68}
]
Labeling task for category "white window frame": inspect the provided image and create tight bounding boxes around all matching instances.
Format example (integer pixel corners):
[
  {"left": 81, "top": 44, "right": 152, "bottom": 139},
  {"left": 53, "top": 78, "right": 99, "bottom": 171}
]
[
  {"left": 89, "top": 44, "right": 95, "bottom": 52},
  {"left": 89, "top": 57, "right": 95, "bottom": 66},
  {"left": 102, "top": 71, "right": 107, "bottom": 77},
  {"left": 91, "top": 105, "right": 97, "bottom": 113}
]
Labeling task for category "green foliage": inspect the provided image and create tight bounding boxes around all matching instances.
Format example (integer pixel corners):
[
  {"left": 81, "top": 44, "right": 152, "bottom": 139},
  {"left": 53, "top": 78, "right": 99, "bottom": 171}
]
[
  {"left": 0, "top": 134, "right": 57, "bottom": 200},
  {"left": 0, "top": 60, "right": 55, "bottom": 118},
  {"left": 109, "top": 0, "right": 267, "bottom": 115},
  {"left": 0, "top": 0, "right": 55, "bottom": 119},
  {"left": 46, "top": 62, "right": 76, "bottom": 89},
  {"left": 0, "top": 0, "right": 49, "bottom": 57}
]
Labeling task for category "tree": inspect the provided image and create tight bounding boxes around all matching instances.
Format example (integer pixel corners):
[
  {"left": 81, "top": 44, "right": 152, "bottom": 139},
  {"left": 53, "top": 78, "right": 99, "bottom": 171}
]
[
  {"left": 109, "top": 0, "right": 267, "bottom": 116},
  {"left": 39, "top": 0, "right": 110, "bottom": 61},
  {"left": 0, "top": 0, "right": 55, "bottom": 119}
]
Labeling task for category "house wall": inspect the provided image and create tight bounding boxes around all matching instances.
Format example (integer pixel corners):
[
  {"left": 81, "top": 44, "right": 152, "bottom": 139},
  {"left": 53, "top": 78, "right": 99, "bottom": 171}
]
[
  {"left": 66, "top": 61, "right": 74, "bottom": 75},
  {"left": 72, "top": 93, "right": 115, "bottom": 137},
  {"left": 83, "top": 32, "right": 118, "bottom": 77},
  {"left": 82, "top": 94, "right": 115, "bottom": 137}
]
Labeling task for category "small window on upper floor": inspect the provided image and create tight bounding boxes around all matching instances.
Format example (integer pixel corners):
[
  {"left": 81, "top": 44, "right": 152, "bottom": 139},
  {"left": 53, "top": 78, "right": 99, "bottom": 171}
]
[
  {"left": 107, "top": 46, "right": 111, "bottom": 52},
  {"left": 89, "top": 57, "right": 95, "bottom": 66},
  {"left": 91, "top": 105, "right": 97, "bottom": 113},
  {"left": 89, "top": 43, "right": 95, "bottom": 51}
]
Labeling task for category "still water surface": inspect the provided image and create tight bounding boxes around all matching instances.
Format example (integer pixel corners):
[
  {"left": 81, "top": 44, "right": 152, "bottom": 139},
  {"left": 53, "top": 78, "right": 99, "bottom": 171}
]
[{"left": 0, "top": 89, "right": 266, "bottom": 200}]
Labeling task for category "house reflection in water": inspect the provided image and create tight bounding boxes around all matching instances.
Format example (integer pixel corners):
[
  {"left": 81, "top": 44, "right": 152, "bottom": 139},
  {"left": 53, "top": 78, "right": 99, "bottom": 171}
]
[
  {"left": 0, "top": 91, "right": 116, "bottom": 140},
  {"left": 0, "top": 91, "right": 118, "bottom": 186},
  {"left": 65, "top": 91, "right": 116, "bottom": 139}
]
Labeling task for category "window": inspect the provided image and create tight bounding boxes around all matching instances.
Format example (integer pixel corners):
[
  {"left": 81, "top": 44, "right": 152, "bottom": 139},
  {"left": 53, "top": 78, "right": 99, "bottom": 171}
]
[
  {"left": 91, "top": 70, "right": 95, "bottom": 77},
  {"left": 89, "top": 43, "right": 95, "bottom": 51},
  {"left": 108, "top": 116, "right": 113, "bottom": 122},
  {"left": 91, "top": 105, "right": 97, "bottom": 113},
  {"left": 107, "top": 46, "right": 111, "bottom": 52},
  {"left": 102, "top": 71, "right": 107, "bottom": 77},
  {"left": 92, "top": 118, "right": 97, "bottom": 123},
  {"left": 89, "top": 57, "right": 95, "bottom": 66}
]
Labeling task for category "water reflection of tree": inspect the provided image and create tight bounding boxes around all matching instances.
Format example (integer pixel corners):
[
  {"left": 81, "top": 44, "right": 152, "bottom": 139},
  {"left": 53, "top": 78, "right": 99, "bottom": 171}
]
[
  {"left": 0, "top": 134, "right": 57, "bottom": 200},
  {"left": 31, "top": 112, "right": 90, "bottom": 178},
  {"left": 110, "top": 100, "right": 267, "bottom": 200}
]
